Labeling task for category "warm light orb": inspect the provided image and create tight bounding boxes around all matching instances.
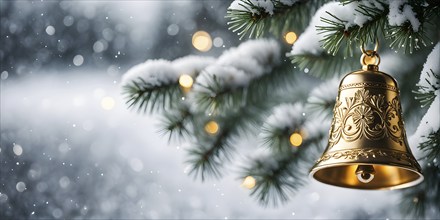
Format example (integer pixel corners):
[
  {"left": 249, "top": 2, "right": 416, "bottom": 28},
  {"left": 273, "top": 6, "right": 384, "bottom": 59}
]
[
  {"left": 179, "top": 74, "right": 194, "bottom": 89},
  {"left": 192, "top": 31, "right": 212, "bottom": 52},
  {"left": 101, "top": 96, "right": 115, "bottom": 110},
  {"left": 241, "top": 176, "right": 256, "bottom": 189},
  {"left": 289, "top": 132, "right": 303, "bottom": 147},
  {"left": 204, "top": 120, "right": 219, "bottom": 135},
  {"left": 285, "top": 31, "right": 297, "bottom": 45}
]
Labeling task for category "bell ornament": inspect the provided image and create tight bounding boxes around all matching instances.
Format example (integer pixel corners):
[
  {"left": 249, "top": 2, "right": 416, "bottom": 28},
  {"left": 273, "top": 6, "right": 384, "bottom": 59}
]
[{"left": 309, "top": 42, "right": 424, "bottom": 190}]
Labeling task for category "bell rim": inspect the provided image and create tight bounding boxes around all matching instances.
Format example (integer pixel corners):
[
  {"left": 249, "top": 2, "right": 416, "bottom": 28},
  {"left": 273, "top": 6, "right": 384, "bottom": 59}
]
[{"left": 309, "top": 162, "right": 424, "bottom": 190}]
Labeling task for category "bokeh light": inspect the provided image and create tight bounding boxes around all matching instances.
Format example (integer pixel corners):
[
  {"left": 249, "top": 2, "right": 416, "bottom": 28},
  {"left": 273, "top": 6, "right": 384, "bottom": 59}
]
[
  {"left": 73, "top": 55, "right": 84, "bottom": 66},
  {"left": 241, "top": 176, "right": 256, "bottom": 189},
  {"left": 285, "top": 31, "right": 297, "bottom": 45},
  {"left": 179, "top": 74, "right": 194, "bottom": 89},
  {"left": 192, "top": 31, "right": 212, "bottom": 52},
  {"left": 289, "top": 132, "right": 302, "bottom": 147},
  {"left": 101, "top": 96, "right": 115, "bottom": 110},
  {"left": 204, "top": 120, "right": 219, "bottom": 135},
  {"left": 13, "top": 144, "right": 23, "bottom": 156}
]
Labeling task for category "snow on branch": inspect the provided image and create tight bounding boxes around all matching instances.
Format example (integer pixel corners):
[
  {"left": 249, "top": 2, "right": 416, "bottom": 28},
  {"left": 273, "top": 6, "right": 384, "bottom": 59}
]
[
  {"left": 417, "top": 43, "right": 439, "bottom": 95},
  {"left": 121, "top": 56, "right": 215, "bottom": 88},
  {"left": 260, "top": 103, "right": 306, "bottom": 152},
  {"left": 289, "top": 1, "right": 369, "bottom": 56},
  {"left": 388, "top": 0, "right": 420, "bottom": 32},
  {"left": 264, "top": 103, "right": 305, "bottom": 131},
  {"left": 306, "top": 77, "right": 339, "bottom": 117},
  {"left": 229, "top": 0, "right": 299, "bottom": 16},
  {"left": 121, "top": 56, "right": 215, "bottom": 113},
  {"left": 195, "top": 39, "right": 281, "bottom": 90},
  {"left": 121, "top": 59, "right": 177, "bottom": 87},
  {"left": 410, "top": 43, "right": 440, "bottom": 153},
  {"left": 410, "top": 95, "right": 440, "bottom": 148}
]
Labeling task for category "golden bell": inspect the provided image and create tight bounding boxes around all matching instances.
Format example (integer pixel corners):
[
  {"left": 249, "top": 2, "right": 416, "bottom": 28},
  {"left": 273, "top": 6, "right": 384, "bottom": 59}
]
[{"left": 309, "top": 42, "right": 423, "bottom": 190}]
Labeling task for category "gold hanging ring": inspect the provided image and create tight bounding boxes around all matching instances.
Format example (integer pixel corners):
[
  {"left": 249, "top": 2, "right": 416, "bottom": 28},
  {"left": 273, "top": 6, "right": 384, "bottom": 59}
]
[
  {"left": 360, "top": 39, "right": 380, "bottom": 70},
  {"left": 360, "top": 39, "right": 379, "bottom": 56}
]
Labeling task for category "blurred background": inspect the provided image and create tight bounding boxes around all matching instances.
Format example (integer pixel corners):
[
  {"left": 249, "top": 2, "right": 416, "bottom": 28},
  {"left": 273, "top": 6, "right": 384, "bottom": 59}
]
[{"left": 0, "top": 1, "right": 415, "bottom": 219}]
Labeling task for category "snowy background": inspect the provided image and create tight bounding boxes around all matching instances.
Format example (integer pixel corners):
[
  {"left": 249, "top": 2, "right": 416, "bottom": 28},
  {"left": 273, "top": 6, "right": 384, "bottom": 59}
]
[{"left": 0, "top": 1, "right": 413, "bottom": 219}]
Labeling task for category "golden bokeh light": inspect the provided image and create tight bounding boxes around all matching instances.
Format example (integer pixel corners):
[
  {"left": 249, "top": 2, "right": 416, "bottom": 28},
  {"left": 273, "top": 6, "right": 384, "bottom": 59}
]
[
  {"left": 101, "top": 96, "right": 115, "bottom": 110},
  {"left": 204, "top": 120, "right": 219, "bottom": 135},
  {"left": 179, "top": 74, "right": 194, "bottom": 89},
  {"left": 285, "top": 31, "right": 297, "bottom": 45},
  {"left": 241, "top": 176, "right": 256, "bottom": 189},
  {"left": 289, "top": 132, "right": 303, "bottom": 147},
  {"left": 192, "top": 31, "right": 212, "bottom": 52}
]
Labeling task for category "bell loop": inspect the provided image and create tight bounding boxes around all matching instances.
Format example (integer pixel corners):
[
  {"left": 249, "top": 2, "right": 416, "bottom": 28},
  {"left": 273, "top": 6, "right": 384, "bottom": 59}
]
[
  {"left": 360, "top": 39, "right": 379, "bottom": 55},
  {"left": 360, "top": 40, "right": 380, "bottom": 70}
]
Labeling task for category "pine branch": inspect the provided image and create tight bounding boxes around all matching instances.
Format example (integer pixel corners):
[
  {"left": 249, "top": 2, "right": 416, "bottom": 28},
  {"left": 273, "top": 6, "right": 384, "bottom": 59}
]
[
  {"left": 226, "top": 0, "right": 325, "bottom": 40},
  {"left": 260, "top": 104, "right": 306, "bottom": 153},
  {"left": 318, "top": 1, "right": 438, "bottom": 56},
  {"left": 192, "top": 74, "right": 246, "bottom": 114},
  {"left": 386, "top": 2, "right": 438, "bottom": 54},
  {"left": 158, "top": 103, "right": 193, "bottom": 141},
  {"left": 317, "top": 1, "right": 388, "bottom": 57},
  {"left": 261, "top": 126, "right": 295, "bottom": 153},
  {"left": 185, "top": 103, "right": 270, "bottom": 181},
  {"left": 290, "top": 52, "right": 358, "bottom": 79},
  {"left": 241, "top": 138, "right": 323, "bottom": 206},
  {"left": 419, "top": 131, "right": 440, "bottom": 162},
  {"left": 306, "top": 78, "right": 339, "bottom": 118},
  {"left": 192, "top": 60, "right": 294, "bottom": 114},
  {"left": 122, "top": 77, "right": 182, "bottom": 113},
  {"left": 414, "top": 69, "right": 439, "bottom": 108},
  {"left": 186, "top": 128, "right": 234, "bottom": 181},
  {"left": 246, "top": 63, "right": 296, "bottom": 104}
]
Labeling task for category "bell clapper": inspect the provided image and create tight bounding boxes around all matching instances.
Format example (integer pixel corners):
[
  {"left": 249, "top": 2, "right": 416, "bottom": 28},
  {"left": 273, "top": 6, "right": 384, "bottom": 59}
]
[{"left": 355, "top": 165, "right": 375, "bottom": 183}]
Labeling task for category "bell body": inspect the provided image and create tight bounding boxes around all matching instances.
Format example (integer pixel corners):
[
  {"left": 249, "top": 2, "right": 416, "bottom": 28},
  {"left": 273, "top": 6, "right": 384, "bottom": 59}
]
[{"left": 310, "top": 66, "right": 423, "bottom": 189}]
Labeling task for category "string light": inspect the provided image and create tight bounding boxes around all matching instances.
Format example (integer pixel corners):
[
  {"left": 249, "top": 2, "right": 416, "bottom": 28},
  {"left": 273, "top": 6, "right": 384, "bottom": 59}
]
[
  {"left": 284, "top": 31, "right": 297, "bottom": 45},
  {"left": 241, "top": 176, "right": 256, "bottom": 189},
  {"left": 192, "top": 31, "right": 212, "bottom": 52},
  {"left": 289, "top": 132, "right": 303, "bottom": 147},
  {"left": 179, "top": 74, "right": 194, "bottom": 89},
  {"left": 204, "top": 120, "right": 219, "bottom": 135}
]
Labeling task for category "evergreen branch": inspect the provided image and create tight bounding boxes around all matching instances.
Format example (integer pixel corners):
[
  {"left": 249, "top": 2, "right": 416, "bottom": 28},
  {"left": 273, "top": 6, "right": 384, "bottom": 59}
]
[
  {"left": 419, "top": 131, "right": 440, "bottom": 162},
  {"left": 414, "top": 69, "right": 439, "bottom": 108},
  {"left": 192, "top": 59, "right": 293, "bottom": 114},
  {"left": 260, "top": 126, "right": 292, "bottom": 152},
  {"left": 241, "top": 138, "right": 323, "bottom": 206},
  {"left": 122, "top": 77, "right": 182, "bottom": 113},
  {"left": 306, "top": 78, "right": 339, "bottom": 119},
  {"left": 185, "top": 103, "right": 270, "bottom": 181},
  {"left": 289, "top": 52, "right": 358, "bottom": 79},
  {"left": 319, "top": 1, "right": 438, "bottom": 56},
  {"left": 241, "top": 152, "right": 305, "bottom": 206},
  {"left": 386, "top": 2, "right": 438, "bottom": 54},
  {"left": 317, "top": 1, "right": 388, "bottom": 57},
  {"left": 192, "top": 75, "right": 247, "bottom": 114},
  {"left": 306, "top": 96, "right": 335, "bottom": 119},
  {"left": 186, "top": 129, "right": 234, "bottom": 181},
  {"left": 246, "top": 62, "right": 296, "bottom": 104},
  {"left": 226, "top": 0, "right": 325, "bottom": 40},
  {"left": 386, "top": 24, "right": 431, "bottom": 55},
  {"left": 260, "top": 116, "right": 305, "bottom": 153},
  {"left": 158, "top": 103, "right": 193, "bottom": 141}
]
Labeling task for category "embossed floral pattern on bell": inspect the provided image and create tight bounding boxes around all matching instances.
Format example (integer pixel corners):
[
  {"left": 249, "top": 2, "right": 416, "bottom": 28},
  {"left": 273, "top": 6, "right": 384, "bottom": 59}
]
[{"left": 328, "top": 89, "right": 405, "bottom": 148}]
